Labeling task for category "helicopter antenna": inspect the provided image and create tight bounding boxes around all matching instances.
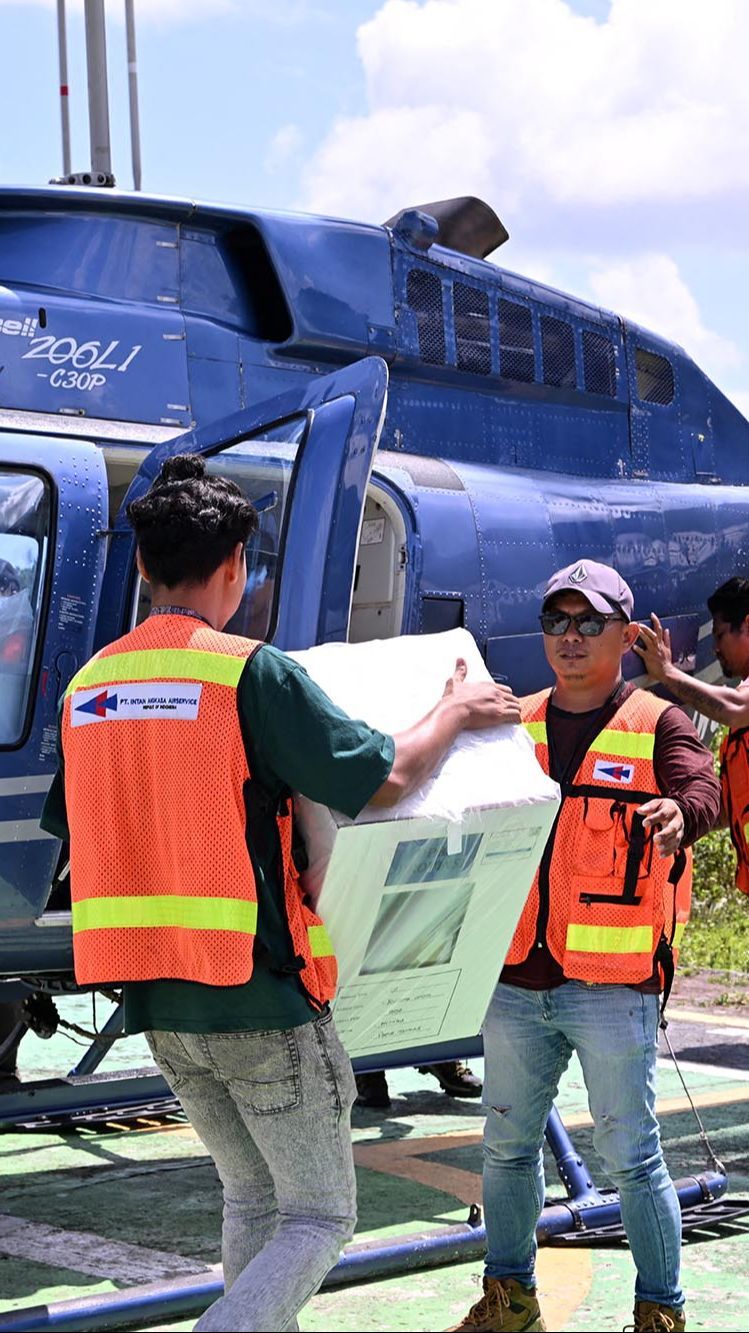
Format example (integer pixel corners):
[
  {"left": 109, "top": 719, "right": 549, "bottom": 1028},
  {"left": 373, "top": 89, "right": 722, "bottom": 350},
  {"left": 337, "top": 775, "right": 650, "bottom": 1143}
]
[
  {"left": 56, "top": 0, "right": 71, "bottom": 177},
  {"left": 84, "top": 0, "right": 114, "bottom": 184},
  {"left": 52, "top": 0, "right": 115, "bottom": 186},
  {"left": 125, "top": 0, "right": 142, "bottom": 191}
]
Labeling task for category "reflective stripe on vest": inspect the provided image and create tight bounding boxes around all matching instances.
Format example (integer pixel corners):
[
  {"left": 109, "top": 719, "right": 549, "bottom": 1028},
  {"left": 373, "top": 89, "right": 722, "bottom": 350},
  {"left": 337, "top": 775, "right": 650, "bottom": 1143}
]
[
  {"left": 308, "top": 923, "right": 335, "bottom": 958},
  {"left": 566, "top": 923, "right": 653, "bottom": 954},
  {"left": 67, "top": 648, "right": 246, "bottom": 693},
  {"left": 73, "top": 896, "right": 259, "bottom": 934},
  {"left": 523, "top": 721, "right": 656, "bottom": 762},
  {"left": 588, "top": 729, "right": 655, "bottom": 761},
  {"left": 524, "top": 721, "right": 547, "bottom": 743}
]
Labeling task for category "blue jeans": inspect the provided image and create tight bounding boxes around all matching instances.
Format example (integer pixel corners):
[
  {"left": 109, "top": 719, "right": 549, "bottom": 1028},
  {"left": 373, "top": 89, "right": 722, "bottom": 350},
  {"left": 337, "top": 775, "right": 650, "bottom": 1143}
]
[
  {"left": 481, "top": 981, "right": 683, "bottom": 1309},
  {"left": 145, "top": 1010, "right": 357, "bottom": 1332}
]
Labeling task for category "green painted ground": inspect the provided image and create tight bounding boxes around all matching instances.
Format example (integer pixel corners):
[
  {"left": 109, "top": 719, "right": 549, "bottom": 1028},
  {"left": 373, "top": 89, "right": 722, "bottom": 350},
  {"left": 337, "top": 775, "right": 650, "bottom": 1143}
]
[{"left": 2, "top": 995, "right": 749, "bottom": 1331}]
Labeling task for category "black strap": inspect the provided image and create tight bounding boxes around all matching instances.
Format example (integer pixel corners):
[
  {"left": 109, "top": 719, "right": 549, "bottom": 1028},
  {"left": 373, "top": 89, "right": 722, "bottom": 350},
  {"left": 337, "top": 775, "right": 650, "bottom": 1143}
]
[
  {"left": 622, "top": 809, "right": 646, "bottom": 903},
  {"left": 656, "top": 934, "right": 675, "bottom": 1019},
  {"left": 657, "top": 848, "right": 689, "bottom": 1020}
]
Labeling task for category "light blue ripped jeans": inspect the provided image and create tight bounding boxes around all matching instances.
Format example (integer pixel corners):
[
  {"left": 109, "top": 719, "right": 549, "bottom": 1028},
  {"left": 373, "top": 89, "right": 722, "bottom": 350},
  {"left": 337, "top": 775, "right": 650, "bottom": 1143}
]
[
  {"left": 481, "top": 981, "right": 683, "bottom": 1310},
  {"left": 146, "top": 1009, "right": 357, "bottom": 1332}
]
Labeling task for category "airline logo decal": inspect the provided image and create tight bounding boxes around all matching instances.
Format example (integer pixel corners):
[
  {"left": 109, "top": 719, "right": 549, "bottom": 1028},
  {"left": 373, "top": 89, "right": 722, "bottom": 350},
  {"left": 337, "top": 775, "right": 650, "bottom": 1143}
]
[
  {"left": 593, "top": 759, "right": 635, "bottom": 784},
  {"left": 72, "top": 682, "right": 202, "bottom": 726}
]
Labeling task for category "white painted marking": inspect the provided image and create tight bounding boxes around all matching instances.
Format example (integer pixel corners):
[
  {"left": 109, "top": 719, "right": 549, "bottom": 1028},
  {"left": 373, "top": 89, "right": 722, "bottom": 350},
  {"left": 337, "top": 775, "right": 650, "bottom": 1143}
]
[
  {"left": 0, "top": 776, "right": 52, "bottom": 797},
  {"left": 0, "top": 1213, "right": 216, "bottom": 1283},
  {"left": 0, "top": 819, "right": 55, "bottom": 842},
  {"left": 657, "top": 1057, "right": 749, "bottom": 1082}
]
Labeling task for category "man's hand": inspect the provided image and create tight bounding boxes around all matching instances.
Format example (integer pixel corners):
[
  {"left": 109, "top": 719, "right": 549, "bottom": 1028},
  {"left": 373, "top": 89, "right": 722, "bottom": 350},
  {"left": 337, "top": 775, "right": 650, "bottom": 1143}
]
[
  {"left": 637, "top": 797, "right": 684, "bottom": 858},
  {"left": 372, "top": 658, "right": 523, "bottom": 806},
  {"left": 443, "top": 658, "right": 522, "bottom": 730},
  {"left": 631, "top": 613, "right": 673, "bottom": 683}
]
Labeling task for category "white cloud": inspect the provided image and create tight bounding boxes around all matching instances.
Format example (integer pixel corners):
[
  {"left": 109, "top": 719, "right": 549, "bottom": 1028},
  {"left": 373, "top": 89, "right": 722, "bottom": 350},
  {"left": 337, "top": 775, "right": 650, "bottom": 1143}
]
[
  {"left": 301, "top": 0, "right": 749, "bottom": 225},
  {"left": 586, "top": 253, "right": 742, "bottom": 375},
  {"left": 265, "top": 124, "right": 304, "bottom": 175}
]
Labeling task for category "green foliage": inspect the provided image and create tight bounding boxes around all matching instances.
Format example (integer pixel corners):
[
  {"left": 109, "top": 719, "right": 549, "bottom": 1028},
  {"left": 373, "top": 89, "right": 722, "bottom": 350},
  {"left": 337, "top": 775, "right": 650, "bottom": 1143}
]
[{"left": 681, "top": 727, "right": 749, "bottom": 971}]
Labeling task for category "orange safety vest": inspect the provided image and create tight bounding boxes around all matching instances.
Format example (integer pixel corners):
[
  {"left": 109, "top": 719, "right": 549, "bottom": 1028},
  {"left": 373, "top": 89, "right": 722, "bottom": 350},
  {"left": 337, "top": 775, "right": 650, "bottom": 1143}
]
[
  {"left": 61, "top": 614, "right": 337, "bottom": 1002},
  {"left": 506, "top": 687, "right": 692, "bottom": 986},
  {"left": 719, "top": 728, "right": 749, "bottom": 896}
]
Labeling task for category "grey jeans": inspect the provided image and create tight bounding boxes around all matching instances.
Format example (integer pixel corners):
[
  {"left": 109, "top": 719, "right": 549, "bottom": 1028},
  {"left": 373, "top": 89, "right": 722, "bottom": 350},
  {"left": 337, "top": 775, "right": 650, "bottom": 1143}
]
[{"left": 145, "top": 1009, "right": 357, "bottom": 1332}]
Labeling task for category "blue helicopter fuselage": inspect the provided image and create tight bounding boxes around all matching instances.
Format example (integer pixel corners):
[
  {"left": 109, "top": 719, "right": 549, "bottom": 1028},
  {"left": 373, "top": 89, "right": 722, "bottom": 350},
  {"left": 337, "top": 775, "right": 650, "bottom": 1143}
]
[{"left": 0, "top": 185, "right": 747, "bottom": 979}]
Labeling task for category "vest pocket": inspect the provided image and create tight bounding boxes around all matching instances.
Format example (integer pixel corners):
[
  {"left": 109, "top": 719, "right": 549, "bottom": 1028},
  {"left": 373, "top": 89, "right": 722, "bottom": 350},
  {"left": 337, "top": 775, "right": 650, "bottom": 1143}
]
[
  {"left": 572, "top": 797, "right": 618, "bottom": 878},
  {"left": 573, "top": 798, "right": 652, "bottom": 903}
]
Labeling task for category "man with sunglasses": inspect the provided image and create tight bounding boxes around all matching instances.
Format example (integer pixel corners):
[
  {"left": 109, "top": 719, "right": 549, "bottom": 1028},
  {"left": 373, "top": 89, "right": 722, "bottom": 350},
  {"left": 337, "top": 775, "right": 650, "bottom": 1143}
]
[{"left": 450, "top": 560, "right": 719, "bottom": 1333}]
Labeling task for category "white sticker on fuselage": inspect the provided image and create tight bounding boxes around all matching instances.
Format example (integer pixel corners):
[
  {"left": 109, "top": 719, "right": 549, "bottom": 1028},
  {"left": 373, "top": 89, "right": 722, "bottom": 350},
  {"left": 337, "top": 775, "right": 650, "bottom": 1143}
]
[{"left": 71, "top": 682, "right": 203, "bottom": 726}]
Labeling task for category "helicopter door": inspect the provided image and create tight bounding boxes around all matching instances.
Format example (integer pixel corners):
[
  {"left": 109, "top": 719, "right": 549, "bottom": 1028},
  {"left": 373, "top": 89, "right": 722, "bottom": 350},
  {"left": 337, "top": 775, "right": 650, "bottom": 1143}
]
[
  {"left": 99, "top": 357, "right": 389, "bottom": 652},
  {"left": 0, "top": 434, "right": 107, "bottom": 922}
]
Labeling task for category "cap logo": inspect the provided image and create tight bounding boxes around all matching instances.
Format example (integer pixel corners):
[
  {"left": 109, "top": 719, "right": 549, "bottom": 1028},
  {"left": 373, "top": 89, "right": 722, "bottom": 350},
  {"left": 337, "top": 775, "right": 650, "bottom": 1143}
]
[{"left": 568, "top": 563, "right": 588, "bottom": 584}]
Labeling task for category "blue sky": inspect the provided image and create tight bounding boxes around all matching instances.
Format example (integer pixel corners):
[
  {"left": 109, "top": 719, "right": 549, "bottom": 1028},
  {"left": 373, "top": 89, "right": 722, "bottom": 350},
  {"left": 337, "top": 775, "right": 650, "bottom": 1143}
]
[{"left": 1, "top": 0, "right": 747, "bottom": 415}]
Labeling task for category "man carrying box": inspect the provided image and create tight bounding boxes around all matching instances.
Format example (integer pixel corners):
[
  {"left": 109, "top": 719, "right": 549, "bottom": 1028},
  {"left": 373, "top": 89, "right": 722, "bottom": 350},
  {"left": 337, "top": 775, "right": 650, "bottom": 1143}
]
[
  {"left": 449, "top": 560, "right": 719, "bottom": 1333},
  {"left": 40, "top": 453, "right": 522, "bottom": 1333}
]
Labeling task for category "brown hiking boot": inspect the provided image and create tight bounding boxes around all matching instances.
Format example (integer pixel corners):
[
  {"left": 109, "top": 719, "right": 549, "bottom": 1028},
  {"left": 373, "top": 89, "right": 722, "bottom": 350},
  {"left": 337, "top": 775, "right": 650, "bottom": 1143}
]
[
  {"left": 627, "top": 1301, "right": 686, "bottom": 1332},
  {"left": 446, "top": 1276, "right": 546, "bottom": 1331}
]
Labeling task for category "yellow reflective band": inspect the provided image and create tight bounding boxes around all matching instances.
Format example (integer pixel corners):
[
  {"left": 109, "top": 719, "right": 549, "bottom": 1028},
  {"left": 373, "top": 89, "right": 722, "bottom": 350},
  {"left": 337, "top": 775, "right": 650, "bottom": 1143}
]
[
  {"left": 525, "top": 721, "right": 547, "bottom": 743},
  {"left": 308, "top": 923, "right": 335, "bottom": 958},
  {"left": 67, "top": 649, "right": 246, "bottom": 696},
  {"left": 589, "top": 729, "right": 655, "bottom": 761},
  {"left": 566, "top": 923, "right": 653, "bottom": 954},
  {"left": 744, "top": 821, "right": 749, "bottom": 844},
  {"left": 673, "top": 922, "right": 687, "bottom": 948},
  {"left": 73, "top": 895, "right": 258, "bottom": 934}
]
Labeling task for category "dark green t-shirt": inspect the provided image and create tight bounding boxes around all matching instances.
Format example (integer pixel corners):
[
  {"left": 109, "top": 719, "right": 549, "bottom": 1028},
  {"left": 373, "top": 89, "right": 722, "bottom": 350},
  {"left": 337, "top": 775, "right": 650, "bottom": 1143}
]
[{"left": 41, "top": 641, "right": 394, "bottom": 1035}]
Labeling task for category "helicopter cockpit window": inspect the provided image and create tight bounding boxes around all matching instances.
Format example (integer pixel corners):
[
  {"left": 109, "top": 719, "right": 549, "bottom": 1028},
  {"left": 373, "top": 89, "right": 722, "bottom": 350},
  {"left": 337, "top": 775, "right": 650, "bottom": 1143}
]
[
  {"left": 0, "top": 471, "right": 49, "bottom": 746},
  {"left": 541, "top": 315, "right": 577, "bottom": 389},
  {"left": 635, "top": 348, "right": 675, "bottom": 406},
  {"left": 133, "top": 418, "right": 306, "bottom": 643}
]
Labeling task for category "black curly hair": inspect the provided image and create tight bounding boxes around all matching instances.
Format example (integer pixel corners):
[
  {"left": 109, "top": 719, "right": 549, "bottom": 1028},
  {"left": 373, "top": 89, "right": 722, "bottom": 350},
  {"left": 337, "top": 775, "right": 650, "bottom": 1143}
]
[
  {"left": 127, "top": 454, "right": 258, "bottom": 588},
  {"left": 708, "top": 577, "right": 749, "bottom": 631}
]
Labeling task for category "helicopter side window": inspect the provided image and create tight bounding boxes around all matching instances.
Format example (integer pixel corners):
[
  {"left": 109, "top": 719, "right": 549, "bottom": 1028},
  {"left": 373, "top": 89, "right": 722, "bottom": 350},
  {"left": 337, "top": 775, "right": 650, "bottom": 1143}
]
[
  {"left": 499, "top": 299, "right": 535, "bottom": 383},
  {"left": 582, "top": 330, "right": 617, "bottom": 398},
  {"left": 407, "top": 269, "right": 446, "bottom": 366},
  {"left": 0, "top": 471, "right": 49, "bottom": 746},
  {"left": 635, "top": 348, "right": 675, "bottom": 406},
  {"left": 453, "top": 283, "right": 491, "bottom": 375},
  {"left": 541, "top": 315, "right": 577, "bottom": 389}
]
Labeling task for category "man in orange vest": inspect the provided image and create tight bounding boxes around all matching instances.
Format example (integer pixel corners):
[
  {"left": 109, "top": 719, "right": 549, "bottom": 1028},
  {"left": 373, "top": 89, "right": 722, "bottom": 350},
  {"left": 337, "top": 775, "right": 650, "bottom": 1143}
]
[
  {"left": 634, "top": 576, "right": 749, "bottom": 898},
  {"left": 40, "top": 453, "right": 522, "bottom": 1333},
  {"left": 449, "top": 560, "right": 719, "bottom": 1333}
]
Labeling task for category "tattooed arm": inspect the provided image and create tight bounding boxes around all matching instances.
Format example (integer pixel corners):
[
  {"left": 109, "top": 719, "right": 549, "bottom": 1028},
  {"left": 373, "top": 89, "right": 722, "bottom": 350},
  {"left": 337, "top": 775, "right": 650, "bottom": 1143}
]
[{"left": 632, "top": 614, "right": 749, "bottom": 728}]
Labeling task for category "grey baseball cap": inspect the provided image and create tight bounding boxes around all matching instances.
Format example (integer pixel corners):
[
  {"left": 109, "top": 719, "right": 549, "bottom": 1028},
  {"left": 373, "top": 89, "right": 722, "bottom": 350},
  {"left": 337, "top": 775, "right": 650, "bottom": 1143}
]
[{"left": 542, "top": 559, "right": 634, "bottom": 621}]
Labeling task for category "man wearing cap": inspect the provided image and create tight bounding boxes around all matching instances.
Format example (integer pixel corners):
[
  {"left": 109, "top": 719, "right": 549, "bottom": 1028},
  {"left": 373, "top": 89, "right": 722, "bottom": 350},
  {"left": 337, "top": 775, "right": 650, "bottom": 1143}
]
[{"left": 449, "top": 560, "right": 719, "bottom": 1333}]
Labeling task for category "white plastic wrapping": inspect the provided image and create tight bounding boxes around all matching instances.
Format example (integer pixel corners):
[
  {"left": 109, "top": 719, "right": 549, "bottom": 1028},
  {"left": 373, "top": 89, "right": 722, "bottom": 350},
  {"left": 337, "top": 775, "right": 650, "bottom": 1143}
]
[{"left": 289, "top": 630, "right": 560, "bottom": 1057}]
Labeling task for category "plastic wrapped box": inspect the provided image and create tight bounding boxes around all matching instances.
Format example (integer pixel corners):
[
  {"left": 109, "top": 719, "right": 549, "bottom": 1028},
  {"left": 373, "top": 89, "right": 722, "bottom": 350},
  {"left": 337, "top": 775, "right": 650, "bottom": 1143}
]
[{"left": 290, "top": 630, "right": 560, "bottom": 1058}]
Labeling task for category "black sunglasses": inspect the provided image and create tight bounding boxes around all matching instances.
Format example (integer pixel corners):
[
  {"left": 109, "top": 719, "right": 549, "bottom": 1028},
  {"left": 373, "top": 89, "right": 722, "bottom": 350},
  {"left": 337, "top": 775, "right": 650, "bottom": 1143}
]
[{"left": 539, "top": 610, "right": 627, "bottom": 637}]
